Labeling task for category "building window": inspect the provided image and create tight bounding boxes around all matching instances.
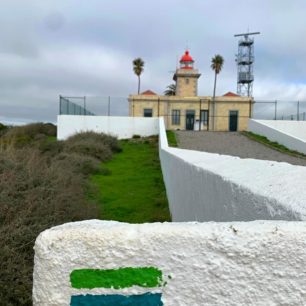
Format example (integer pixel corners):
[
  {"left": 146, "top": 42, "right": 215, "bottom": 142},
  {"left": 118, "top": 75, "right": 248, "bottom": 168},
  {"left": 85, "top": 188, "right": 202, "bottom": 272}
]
[
  {"left": 172, "top": 110, "right": 181, "bottom": 125},
  {"left": 144, "top": 108, "right": 153, "bottom": 117},
  {"left": 185, "top": 78, "right": 190, "bottom": 84}
]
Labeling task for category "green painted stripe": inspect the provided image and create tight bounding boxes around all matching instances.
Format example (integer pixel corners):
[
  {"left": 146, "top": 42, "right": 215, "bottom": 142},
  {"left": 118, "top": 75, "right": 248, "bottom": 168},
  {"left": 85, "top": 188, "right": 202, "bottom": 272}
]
[{"left": 70, "top": 267, "right": 162, "bottom": 289}]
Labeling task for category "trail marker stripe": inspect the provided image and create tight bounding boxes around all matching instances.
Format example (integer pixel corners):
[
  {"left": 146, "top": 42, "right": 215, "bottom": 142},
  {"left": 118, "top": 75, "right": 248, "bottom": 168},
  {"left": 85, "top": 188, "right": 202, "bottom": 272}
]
[
  {"left": 70, "top": 267, "right": 162, "bottom": 289},
  {"left": 70, "top": 293, "right": 163, "bottom": 306}
]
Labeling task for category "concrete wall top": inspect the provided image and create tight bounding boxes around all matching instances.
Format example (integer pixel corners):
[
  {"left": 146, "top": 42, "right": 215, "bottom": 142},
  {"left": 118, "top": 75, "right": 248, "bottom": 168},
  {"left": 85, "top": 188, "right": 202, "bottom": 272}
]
[
  {"left": 33, "top": 220, "right": 306, "bottom": 306},
  {"left": 170, "top": 147, "right": 306, "bottom": 219},
  {"left": 250, "top": 120, "right": 306, "bottom": 142},
  {"left": 248, "top": 119, "right": 306, "bottom": 155},
  {"left": 159, "top": 118, "right": 306, "bottom": 221}
]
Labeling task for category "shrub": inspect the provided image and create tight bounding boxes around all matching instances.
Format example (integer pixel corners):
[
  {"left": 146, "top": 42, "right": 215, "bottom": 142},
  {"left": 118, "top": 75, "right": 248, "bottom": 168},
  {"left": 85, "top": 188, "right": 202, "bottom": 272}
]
[
  {"left": 0, "top": 122, "right": 6, "bottom": 130},
  {"left": 54, "top": 152, "right": 101, "bottom": 176},
  {"left": 64, "top": 138, "right": 113, "bottom": 161},
  {"left": 0, "top": 147, "right": 100, "bottom": 305},
  {"left": 4, "top": 122, "right": 56, "bottom": 139},
  {"left": 38, "top": 140, "right": 64, "bottom": 156},
  {"left": 0, "top": 128, "right": 122, "bottom": 305},
  {"left": 1, "top": 123, "right": 56, "bottom": 148},
  {"left": 66, "top": 132, "right": 122, "bottom": 153}
]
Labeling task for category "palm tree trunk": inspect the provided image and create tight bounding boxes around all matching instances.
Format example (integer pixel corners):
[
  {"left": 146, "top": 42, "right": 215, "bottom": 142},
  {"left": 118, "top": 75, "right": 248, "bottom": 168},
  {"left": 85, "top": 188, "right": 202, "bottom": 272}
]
[
  {"left": 212, "top": 72, "right": 217, "bottom": 131},
  {"left": 138, "top": 76, "right": 140, "bottom": 94}
]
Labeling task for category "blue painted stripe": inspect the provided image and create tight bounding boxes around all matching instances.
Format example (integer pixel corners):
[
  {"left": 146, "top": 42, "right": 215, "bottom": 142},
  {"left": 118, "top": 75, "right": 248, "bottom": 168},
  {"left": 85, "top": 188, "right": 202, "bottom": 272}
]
[{"left": 70, "top": 293, "right": 163, "bottom": 306}]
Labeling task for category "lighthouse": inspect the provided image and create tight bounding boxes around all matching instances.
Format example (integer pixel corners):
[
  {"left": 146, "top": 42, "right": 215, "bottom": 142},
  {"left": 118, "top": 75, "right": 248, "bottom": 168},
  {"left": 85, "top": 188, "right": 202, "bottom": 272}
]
[{"left": 173, "top": 50, "right": 201, "bottom": 96}]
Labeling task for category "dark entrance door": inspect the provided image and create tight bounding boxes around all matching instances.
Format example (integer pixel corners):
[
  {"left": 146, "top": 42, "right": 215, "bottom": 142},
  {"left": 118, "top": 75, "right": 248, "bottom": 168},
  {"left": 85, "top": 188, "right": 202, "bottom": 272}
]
[
  {"left": 229, "top": 111, "right": 238, "bottom": 131},
  {"left": 186, "top": 110, "right": 195, "bottom": 130}
]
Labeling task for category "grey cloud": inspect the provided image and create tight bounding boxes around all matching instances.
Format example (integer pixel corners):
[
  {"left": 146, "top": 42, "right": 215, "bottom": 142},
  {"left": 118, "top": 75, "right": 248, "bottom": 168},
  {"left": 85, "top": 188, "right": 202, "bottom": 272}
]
[{"left": 1, "top": 0, "right": 306, "bottom": 123}]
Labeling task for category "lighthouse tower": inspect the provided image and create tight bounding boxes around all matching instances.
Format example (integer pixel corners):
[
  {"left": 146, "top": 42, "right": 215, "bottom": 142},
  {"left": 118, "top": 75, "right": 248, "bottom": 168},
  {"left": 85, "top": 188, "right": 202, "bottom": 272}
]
[{"left": 173, "top": 50, "right": 201, "bottom": 96}]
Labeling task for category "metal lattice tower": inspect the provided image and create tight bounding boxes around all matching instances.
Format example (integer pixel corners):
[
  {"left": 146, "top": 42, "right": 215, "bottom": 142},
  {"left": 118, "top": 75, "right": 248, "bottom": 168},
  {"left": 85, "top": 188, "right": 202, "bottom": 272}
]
[{"left": 234, "top": 31, "right": 260, "bottom": 97}]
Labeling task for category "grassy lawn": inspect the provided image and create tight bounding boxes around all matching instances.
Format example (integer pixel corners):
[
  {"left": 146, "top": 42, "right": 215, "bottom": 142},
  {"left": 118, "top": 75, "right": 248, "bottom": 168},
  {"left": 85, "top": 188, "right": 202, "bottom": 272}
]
[
  {"left": 91, "top": 136, "right": 171, "bottom": 223},
  {"left": 166, "top": 130, "right": 178, "bottom": 147},
  {"left": 242, "top": 131, "right": 306, "bottom": 159}
]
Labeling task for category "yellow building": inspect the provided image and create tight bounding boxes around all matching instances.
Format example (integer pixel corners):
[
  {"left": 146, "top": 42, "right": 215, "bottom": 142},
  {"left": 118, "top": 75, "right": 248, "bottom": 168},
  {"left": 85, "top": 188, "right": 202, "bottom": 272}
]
[{"left": 129, "top": 50, "right": 253, "bottom": 131}]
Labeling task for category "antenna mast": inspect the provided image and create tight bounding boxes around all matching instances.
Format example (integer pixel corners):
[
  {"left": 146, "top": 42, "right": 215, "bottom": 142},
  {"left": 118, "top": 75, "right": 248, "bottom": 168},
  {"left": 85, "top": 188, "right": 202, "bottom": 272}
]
[{"left": 234, "top": 31, "right": 260, "bottom": 97}]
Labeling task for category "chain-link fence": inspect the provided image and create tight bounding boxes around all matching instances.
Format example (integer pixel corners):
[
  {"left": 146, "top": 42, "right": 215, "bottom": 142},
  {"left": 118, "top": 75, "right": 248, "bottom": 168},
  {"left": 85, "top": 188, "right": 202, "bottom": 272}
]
[
  {"left": 59, "top": 96, "right": 95, "bottom": 116},
  {"left": 59, "top": 96, "right": 306, "bottom": 122},
  {"left": 253, "top": 100, "right": 306, "bottom": 121},
  {"left": 59, "top": 96, "right": 128, "bottom": 116}
]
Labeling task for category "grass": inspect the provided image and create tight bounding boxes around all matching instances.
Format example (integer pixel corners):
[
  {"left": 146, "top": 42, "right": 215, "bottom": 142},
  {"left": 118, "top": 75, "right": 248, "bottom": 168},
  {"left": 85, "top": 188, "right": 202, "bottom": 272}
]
[
  {"left": 242, "top": 131, "right": 306, "bottom": 159},
  {"left": 166, "top": 130, "right": 178, "bottom": 147},
  {"left": 91, "top": 136, "right": 171, "bottom": 223}
]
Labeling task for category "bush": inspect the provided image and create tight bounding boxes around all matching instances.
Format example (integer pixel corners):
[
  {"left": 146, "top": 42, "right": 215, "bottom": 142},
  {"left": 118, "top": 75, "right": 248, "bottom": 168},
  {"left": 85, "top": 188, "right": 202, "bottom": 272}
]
[
  {"left": 1, "top": 123, "right": 57, "bottom": 148},
  {"left": 64, "top": 138, "right": 113, "bottom": 161},
  {"left": 0, "top": 128, "right": 120, "bottom": 305},
  {"left": 0, "top": 148, "right": 99, "bottom": 305},
  {"left": 4, "top": 122, "right": 56, "bottom": 139},
  {"left": 66, "top": 131, "right": 122, "bottom": 153},
  {"left": 54, "top": 152, "right": 101, "bottom": 176},
  {"left": 0, "top": 122, "right": 6, "bottom": 130}
]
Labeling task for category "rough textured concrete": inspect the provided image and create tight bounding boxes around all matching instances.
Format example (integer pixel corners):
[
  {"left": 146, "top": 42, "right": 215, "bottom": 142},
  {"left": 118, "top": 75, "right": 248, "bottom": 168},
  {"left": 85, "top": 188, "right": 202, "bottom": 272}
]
[
  {"left": 175, "top": 130, "right": 306, "bottom": 166},
  {"left": 33, "top": 220, "right": 306, "bottom": 306},
  {"left": 159, "top": 119, "right": 306, "bottom": 222},
  {"left": 249, "top": 119, "right": 306, "bottom": 154}
]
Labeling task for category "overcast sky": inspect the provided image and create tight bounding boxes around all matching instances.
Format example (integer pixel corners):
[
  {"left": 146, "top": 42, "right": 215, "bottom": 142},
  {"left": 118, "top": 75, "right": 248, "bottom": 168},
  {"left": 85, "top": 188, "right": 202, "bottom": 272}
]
[{"left": 1, "top": 0, "right": 306, "bottom": 123}]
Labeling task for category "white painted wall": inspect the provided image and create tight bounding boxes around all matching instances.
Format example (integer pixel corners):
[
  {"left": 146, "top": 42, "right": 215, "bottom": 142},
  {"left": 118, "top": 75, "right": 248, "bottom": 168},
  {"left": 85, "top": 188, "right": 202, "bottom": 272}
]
[
  {"left": 33, "top": 220, "right": 306, "bottom": 306},
  {"left": 159, "top": 118, "right": 306, "bottom": 222},
  {"left": 248, "top": 119, "right": 306, "bottom": 154},
  {"left": 57, "top": 115, "right": 159, "bottom": 140},
  {"left": 33, "top": 118, "right": 306, "bottom": 305}
]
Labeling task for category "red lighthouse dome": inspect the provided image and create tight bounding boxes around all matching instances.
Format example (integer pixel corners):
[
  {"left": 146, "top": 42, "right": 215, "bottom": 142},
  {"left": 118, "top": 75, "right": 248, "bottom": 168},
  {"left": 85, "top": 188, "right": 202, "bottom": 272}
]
[{"left": 179, "top": 50, "right": 194, "bottom": 69}]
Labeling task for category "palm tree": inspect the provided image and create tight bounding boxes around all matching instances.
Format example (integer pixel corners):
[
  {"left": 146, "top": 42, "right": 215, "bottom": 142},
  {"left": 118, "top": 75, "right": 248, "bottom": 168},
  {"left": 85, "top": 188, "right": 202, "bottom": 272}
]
[
  {"left": 133, "top": 58, "right": 145, "bottom": 94},
  {"left": 164, "top": 83, "right": 176, "bottom": 96},
  {"left": 211, "top": 54, "right": 224, "bottom": 130}
]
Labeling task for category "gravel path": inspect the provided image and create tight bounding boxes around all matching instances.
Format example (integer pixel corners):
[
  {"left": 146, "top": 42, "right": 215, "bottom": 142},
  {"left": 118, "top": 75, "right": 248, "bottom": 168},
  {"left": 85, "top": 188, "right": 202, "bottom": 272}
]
[{"left": 175, "top": 131, "right": 306, "bottom": 166}]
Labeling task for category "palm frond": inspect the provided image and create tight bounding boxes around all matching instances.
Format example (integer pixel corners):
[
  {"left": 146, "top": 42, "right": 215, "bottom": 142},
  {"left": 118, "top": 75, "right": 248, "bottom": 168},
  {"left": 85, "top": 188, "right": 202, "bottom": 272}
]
[
  {"left": 211, "top": 54, "right": 224, "bottom": 74},
  {"left": 133, "top": 58, "right": 144, "bottom": 76},
  {"left": 164, "top": 83, "right": 176, "bottom": 96}
]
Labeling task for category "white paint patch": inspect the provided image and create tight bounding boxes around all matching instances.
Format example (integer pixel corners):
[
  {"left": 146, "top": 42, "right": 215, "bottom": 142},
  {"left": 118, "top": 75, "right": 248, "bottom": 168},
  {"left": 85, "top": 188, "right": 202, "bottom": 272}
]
[
  {"left": 57, "top": 115, "right": 159, "bottom": 140},
  {"left": 33, "top": 220, "right": 306, "bottom": 306},
  {"left": 248, "top": 119, "right": 306, "bottom": 154},
  {"left": 159, "top": 118, "right": 306, "bottom": 221}
]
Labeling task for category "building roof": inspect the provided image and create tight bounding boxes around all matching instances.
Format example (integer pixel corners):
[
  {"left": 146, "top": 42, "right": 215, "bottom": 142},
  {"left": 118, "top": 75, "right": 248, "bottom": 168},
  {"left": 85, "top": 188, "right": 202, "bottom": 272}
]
[
  {"left": 223, "top": 92, "right": 240, "bottom": 97},
  {"left": 141, "top": 90, "right": 157, "bottom": 95},
  {"left": 180, "top": 50, "right": 194, "bottom": 63}
]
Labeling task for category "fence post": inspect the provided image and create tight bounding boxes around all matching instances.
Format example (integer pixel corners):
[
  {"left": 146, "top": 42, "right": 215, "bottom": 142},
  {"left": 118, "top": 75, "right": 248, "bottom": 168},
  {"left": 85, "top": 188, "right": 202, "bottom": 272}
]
[
  {"left": 84, "top": 96, "right": 86, "bottom": 115},
  {"left": 297, "top": 101, "right": 300, "bottom": 121},
  {"left": 108, "top": 96, "right": 111, "bottom": 116},
  {"left": 274, "top": 100, "right": 277, "bottom": 120}
]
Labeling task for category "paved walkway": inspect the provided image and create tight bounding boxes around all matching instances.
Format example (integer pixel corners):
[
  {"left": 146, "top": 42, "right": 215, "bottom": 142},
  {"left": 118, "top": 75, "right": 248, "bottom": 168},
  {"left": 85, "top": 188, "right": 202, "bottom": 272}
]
[{"left": 175, "top": 131, "right": 306, "bottom": 166}]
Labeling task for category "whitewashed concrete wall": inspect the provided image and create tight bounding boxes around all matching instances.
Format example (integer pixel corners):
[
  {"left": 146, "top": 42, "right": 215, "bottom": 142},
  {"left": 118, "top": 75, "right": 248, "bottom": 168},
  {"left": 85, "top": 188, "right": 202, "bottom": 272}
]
[
  {"left": 33, "top": 220, "right": 306, "bottom": 306},
  {"left": 57, "top": 115, "right": 159, "bottom": 140},
  {"left": 248, "top": 119, "right": 306, "bottom": 154},
  {"left": 159, "top": 118, "right": 306, "bottom": 222}
]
